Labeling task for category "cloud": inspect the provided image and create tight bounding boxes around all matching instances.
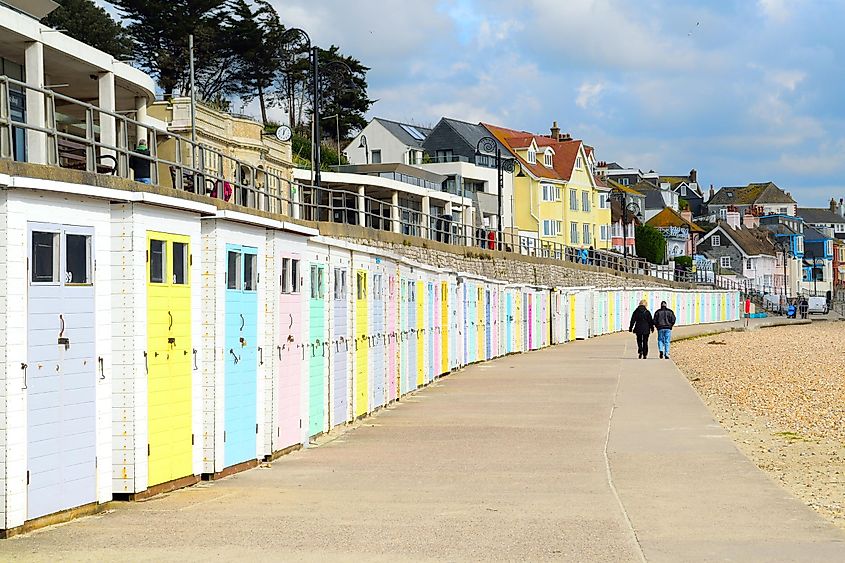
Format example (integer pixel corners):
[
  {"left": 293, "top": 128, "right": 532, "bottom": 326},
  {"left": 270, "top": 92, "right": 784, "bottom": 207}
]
[
  {"left": 757, "top": 0, "right": 794, "bottom": 23},
  {"left": 575, "top": 82, "right": 605, "bottom": 110}
]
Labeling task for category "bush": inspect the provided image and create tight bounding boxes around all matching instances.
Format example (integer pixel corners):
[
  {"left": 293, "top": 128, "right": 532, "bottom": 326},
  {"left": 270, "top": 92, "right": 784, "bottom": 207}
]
[
  {"left": 675, "top": 255, "right": 693, "bottom": 270},
  {"left": 635, "top": 225, "right": 666, "bottom": 264}
]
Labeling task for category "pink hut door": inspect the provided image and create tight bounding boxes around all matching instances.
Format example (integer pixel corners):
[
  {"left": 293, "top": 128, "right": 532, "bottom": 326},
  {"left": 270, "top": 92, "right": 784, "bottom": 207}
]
[{"left": 276, "top": 256, "right": 303, "bottom": 451}]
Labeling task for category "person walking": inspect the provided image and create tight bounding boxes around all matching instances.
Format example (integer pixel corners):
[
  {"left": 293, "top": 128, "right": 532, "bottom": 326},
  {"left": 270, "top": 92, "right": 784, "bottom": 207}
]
[
  {"left": 629, "top": 299, "right": 654, "bottom": 359},
  {"left": 653, "top": 300, "right": 677, "bottom": 360},
  {"left": 129, "top": 139, "right": 152, "bottom": 184}
]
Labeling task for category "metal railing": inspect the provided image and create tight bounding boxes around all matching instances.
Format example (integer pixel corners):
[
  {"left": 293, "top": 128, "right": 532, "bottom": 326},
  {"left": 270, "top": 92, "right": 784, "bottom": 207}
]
[{"left": 0, "top": 74, "right": 697, "bottom": 285}]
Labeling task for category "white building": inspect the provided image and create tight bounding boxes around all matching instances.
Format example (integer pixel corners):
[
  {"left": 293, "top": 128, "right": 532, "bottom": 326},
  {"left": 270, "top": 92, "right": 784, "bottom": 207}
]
[{"left": 344, "top": 117, "right": 431, "bottom": 166}]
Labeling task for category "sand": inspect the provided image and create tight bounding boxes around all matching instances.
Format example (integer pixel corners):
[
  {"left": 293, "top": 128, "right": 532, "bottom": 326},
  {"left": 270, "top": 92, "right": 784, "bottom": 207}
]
[{"left": 674, "top": 322, "right": 845, "bottom": 530}]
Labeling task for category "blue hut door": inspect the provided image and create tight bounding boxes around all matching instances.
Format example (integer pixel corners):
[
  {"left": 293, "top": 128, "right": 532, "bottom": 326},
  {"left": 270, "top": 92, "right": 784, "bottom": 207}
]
[
  {"left": 332, "top": 267, "right": 348, "bottom": 425},
  {"left": 224, "top": 245, "right": 258, "bottom": 467},
  {"left": 27, "top": 224, "right": 97, "bottom": 520}
]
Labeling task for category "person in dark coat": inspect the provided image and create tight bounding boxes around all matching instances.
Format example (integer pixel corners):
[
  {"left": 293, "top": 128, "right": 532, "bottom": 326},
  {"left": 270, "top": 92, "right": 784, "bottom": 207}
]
[
  {"left": 629, "top": 299, "right": 654, "bottom": 359},
  {"left": 129, "top": 139, "right": 151, "bottom": 184},
  {"left": 653, "top": 300, "right": 677, "bottom": 360}
]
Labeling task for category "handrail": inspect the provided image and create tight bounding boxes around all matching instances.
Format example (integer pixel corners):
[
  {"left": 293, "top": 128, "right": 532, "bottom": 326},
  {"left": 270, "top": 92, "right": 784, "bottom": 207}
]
[{"left": 0, "top": 74, "right": 707, "bottom": 286}]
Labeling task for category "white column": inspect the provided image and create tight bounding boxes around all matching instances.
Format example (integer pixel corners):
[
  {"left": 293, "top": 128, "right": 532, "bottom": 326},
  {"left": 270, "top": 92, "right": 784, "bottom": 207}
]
[
  {"left": 25, "top": 41, "right": 47, "bottom": 164},
  {"left": 465, "top": 204, "right": 475, "bottom": 246},
  {"left": 134, "top": 96, "right": 148, "bottom": 142},
  {"left": 391, "top": 191, "right": 401, "bottom": 234},
  {"left": 421, "top": 195, "right": 430, "bottom": 240},
  {"left": 98, "top": 72, "right": 116, "bottom": 159},
  {"left": 358, "top": 185, "right": 366, "bottom": 228}
]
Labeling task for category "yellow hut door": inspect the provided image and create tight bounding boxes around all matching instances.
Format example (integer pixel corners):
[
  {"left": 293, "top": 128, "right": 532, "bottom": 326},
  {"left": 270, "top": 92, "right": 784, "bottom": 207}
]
[
  {"left": 147, "top": 233, "right": 193, "bottom": 488},
  {"left": 354, "top": 270, "right": 369, "bottom": 418}
]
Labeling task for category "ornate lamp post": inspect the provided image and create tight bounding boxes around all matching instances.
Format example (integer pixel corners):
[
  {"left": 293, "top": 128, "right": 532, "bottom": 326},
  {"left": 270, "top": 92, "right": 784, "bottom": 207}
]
[
  {"left": 475, "top": 136, "right": 504, "bottom": 249},
  {"left": 609, "top": 188, "right": 641, "bottom": 260}
]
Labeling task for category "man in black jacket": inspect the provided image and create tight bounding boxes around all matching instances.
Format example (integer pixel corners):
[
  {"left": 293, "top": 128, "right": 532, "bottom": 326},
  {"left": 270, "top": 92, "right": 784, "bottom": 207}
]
[
  {"left": 629, "top": 299, "right": 654, "bottom": 359},
  {"left": 129, "top": 139, "right": 151, "bottom": 184},
  {"left": 653, "top": 301, "right": 677, "bottom": 359}
]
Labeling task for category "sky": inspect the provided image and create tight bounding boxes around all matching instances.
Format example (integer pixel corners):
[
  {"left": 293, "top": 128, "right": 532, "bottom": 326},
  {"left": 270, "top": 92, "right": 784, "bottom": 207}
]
[{"left": 101, "top": 0, "right": 845, "bottom": 206}]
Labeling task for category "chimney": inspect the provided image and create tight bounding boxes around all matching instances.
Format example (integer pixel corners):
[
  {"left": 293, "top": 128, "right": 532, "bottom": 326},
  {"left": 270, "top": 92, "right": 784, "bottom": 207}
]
[
  {"left": 561, "top": 133, "right": 572, "bottom": 141},
  {"left": 743, "top": 210, "right": 759, "bottom": 229},
  {"left": 725, "top": 210, "right": 741, "bottom": 229},
  {"left": 689, "top": 168, "right": 697, "bottom": 183},
  {"left": 709, "top": 184, "right": 715, "bottom": 200},
  {"left": 681, "top": 210, "right": 693, "bottom": 223},
  {"left": 831, "top": 198, "right": 838, "bottom": 213},
  {"left": 550, "top": 121, "right": 560, "bottom": 141}
]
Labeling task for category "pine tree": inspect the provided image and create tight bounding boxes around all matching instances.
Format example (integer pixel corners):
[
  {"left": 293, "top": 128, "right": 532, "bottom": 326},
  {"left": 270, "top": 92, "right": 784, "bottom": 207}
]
[
  {"left": 108, "top": 0, "right": 235, "bottom": 100},
  {"left": 42, "top": 0, "right": 131, "bottom": 59}
]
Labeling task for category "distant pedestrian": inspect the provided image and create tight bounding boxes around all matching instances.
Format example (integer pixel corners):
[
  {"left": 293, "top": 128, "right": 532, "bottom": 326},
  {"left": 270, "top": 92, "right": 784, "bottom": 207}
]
[
  {"left": 653, "top": 300, "right": 676, "bottom": 360},
  {"left": 129, "top": 139, "right": 151, "bottom": 184},
  {"left": 629, "top": 299, "right": 654, "bottom": 359},
  {"left": 799, "top": 296, "right": 809, "bottom": 319}
]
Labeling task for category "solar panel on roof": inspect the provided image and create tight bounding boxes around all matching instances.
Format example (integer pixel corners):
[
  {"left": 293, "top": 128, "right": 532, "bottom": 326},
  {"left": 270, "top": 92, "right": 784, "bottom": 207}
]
[{"left": 400, "top": 124, "right": 426, "bottom": 141}]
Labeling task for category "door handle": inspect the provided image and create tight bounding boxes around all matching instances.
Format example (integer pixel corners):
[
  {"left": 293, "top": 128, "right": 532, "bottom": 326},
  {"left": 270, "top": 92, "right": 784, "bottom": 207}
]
[
  {"left": 240, "top": 314, "right": 245, "bottom": 331},
  {"left": 193, "top": 349, "right": 198, "bottom": 370},
  {"left": 277, "top": 345, "right": 282, "bottom": 360},
  {"left": 21, "top": 363, "right": 28, "bottom": 390},
  {"left": 289, "top": 313, "right": 293, "bottom": 329},
  {"left": 229, "top": 348, "right": 240, "bottom": 364},
  {"left": 143, "top": 351, "right": 148, "bottom": 374},
  {"left": 168, "top": 311, "right": 173, "bottom": 331},
  {"left": 98, "top": 356, "right": 105, "bottom": 380},
  {"left": 258, "top": 347, "right": 264, "bottom": 365}
]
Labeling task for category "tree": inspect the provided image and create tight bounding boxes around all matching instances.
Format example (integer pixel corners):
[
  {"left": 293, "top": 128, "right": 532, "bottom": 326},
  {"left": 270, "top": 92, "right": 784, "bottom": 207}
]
[
  {"left": 42, "top": 0, "right": 132, "bottom": 59},
  {"left": 313, "top": 45, "right": 373, "bottom": 143},
  {"left": 109, "top": 0, "right": 236, "bottom": 101},
  {"left": 635, "top": 225, "right": 666, "bottom": 264},
  {"left": 228, "top": 0, "right": 284, "bottom": 125}
]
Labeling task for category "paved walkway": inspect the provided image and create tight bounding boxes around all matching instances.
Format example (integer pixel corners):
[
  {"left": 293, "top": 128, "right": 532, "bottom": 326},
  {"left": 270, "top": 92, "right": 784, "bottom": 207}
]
[{"left": 5, "top": 322, "right": 845, "bottom": 562}]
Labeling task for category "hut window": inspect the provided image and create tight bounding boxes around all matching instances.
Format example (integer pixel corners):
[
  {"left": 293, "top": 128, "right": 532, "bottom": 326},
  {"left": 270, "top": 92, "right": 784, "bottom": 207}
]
[
  {"left": 150, "top": 239, "right": 166, "bottom": 284},
  {"left": 32, "top": 231, "right": 59, "bottom": 283},
  {"left": 172, "top": 242, "right": 188, "bottom": 285},
  {"left": 244, "top": 253, "right": 257, "bottom": 291},
  {"left": 227, "top": 251, "right": 242, "bottom": 290}
]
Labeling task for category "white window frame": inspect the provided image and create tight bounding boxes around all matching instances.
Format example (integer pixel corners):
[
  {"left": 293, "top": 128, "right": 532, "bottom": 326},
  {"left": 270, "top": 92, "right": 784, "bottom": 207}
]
[
  {"left": 599, "top": 194, "right": 607, "bottom": 209},
  {"left": 581, "top": 191, "right": 591, "bottom": 212},
  {"left": 583, "top": 223, "right": 592, "bottom": 245},
  {"left": 600, "top": 225, "right": 608, "bottom": 241},
  {"left": 720, "top": 256, "right": 731, "bottom": 269},
  {"left": 575, "top": 156, "right": 582, "bottom": 169},
  {"left": 711, "top": 235, "right": 721, "bottom": 247},
  {"left": 569, "top": 190, "right": 578, "bottom": 211},
  {"left": 527, "top": 149, "right": 536, "bottom": 164},
  {"left": 543, "top": 151, "right": 553, "bottom": 167},
  {"left": 570, "top": 222, "right": 579, "bottom": 244}
]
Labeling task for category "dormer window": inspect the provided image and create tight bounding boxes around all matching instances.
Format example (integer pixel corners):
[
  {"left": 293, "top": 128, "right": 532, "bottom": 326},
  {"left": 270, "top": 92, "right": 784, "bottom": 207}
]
[
  {"left": 527, "top": 149, "right": 536, "bottom": 164},
  {"left": 575, "top": 156, "right": 582, "bottom": 169},
  {"left": 543, "top": 148, "right": 553, "bottom": 167}
]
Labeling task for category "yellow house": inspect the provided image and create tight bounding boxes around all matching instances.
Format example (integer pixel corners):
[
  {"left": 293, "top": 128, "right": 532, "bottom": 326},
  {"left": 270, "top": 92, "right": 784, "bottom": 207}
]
[
  {"left": 484, "top": 123, "right": 611, "bottom": 250},
  {"left": 148, "top": 98, "right": 294, "bottom": 215}
]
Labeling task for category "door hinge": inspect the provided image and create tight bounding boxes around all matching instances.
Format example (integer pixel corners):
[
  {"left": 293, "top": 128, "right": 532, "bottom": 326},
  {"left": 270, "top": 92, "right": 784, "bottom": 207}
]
[
  {"left": 189, "top": 254, "right": 193, "bottom": 266},
  {"left": 191, "top": 433, "right": 195, "bottom": 445},
  {"left": 224, "top": 431, "right": 226, "bottom": 442},
  {"left": 299, "top": 419, "right": 302, "bottom": 428},
  {"left": 147, "top": 443, "right": 150, "bottom": 456},
  {"left": 26, "top": 470, "right": 30, "bottom": 485},
  {"left": 255, "top": 423, "right": 259, "bottom": 434}
]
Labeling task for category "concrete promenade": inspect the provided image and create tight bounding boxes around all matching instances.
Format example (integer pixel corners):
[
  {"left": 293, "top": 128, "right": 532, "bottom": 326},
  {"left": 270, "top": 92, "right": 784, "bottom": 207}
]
[{"left": 4, "top": 322, "right": 845, "bottom": 561}]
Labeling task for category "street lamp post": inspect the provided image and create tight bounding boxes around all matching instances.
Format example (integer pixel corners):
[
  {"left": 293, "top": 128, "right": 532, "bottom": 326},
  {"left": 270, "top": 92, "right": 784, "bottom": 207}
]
[
  {"left": 475, "top": 137, "right": 504, "bottom": 250},
  {"left": 776, "top": 239, "right": 790, "bottom": 309},
  {"left": 609, "top": 188, "right": 640, "bottom": 262}
]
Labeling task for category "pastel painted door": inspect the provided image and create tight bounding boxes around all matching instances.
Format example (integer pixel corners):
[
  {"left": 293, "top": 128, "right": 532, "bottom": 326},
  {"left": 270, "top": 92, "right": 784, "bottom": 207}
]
[
  {"left": 416, "top": 280, "right": 425, "bottom": 386},
  {"left": 506, "top": 293, "right": 513, "bottom": 353},
  {"left": 332, "top": 267, "right": 349, "bottom": 425},
  {"left": 224, "top": 245, "right": 258, "bottom": 467},
  {"left": 388, "top": 275, "right": 398, "bottom": 401},
  {"left": 427, "top": 282, "right": 435, "bottom": 382},
  {"left": 26, "top": 224, "right": 97, "bottom": 519},
  {"left": 147, "top": 232, "right": 193, "bottom": 487},
  {"left": 407, "top": 280, "right": 416, "bottom": 392},
  {"left": 370, "top": 273, "right": 384, "bottom": 409},
  {"left": 485, "top": 289, "right": 492, "bottom": 360},
  {"left": 354, "top": 270, "right": 369, "bottom": 417},
  {"left": 440, "top": 282, "right": 449, "bottom": 375},
  {"left": 276, "top": 256, "right": 302, "bottom": 450},
  {"left": 308, "top": 263, "right": 327, "bottom": 436}
]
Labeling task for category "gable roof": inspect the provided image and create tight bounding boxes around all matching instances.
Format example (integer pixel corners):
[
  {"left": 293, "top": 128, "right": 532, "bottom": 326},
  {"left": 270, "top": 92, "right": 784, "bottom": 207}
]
[
  {"left": 719, "top": 223, "right": 777, "bottom": 257},
  {"left": 483, "top": 123, "right": 565, "bottom": 181},
  {"left": 423, "top": 117, "right": 510, "bottom": 156},
  {"left": 645, "top": 207, "right": 705, "bottom": 233},
  {"left": 797, "top": 207, "right": 845, "bottom": 225},
  {"left": 373, "top": 117, "right": 432, "bottom": 148},
  {"left": 709, "top": 182, "right": 795, "bottom": 206}
]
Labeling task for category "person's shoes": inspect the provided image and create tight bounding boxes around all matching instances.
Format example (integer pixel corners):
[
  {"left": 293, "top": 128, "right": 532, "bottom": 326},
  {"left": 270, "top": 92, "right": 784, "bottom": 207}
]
[
  {"left": 642, "top": 355, "right": 647, "bottom": 359},
  {"left": 638, "top": 352, "right": 642, "bottom": 359},
  {"left": 659, "top": 351, "right": 664, "bottom": 359},
  {"left": 665, "top": 355, "right": 670, "bottom": 360}
]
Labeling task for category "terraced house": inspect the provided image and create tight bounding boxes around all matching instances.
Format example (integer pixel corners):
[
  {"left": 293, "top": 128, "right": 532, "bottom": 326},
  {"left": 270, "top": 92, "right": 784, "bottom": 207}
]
[{"left": 484, "top": 122, "right": 611, "bottom": 251}]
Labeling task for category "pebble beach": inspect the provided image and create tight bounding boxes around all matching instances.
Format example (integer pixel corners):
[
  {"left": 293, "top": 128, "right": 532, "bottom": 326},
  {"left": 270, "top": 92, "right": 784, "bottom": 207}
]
[{"left": 674, "top": 322, "right": 845, "bottom": 529}]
